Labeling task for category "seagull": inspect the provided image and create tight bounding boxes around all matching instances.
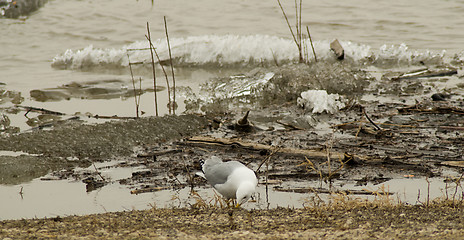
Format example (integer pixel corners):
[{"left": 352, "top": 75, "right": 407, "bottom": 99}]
[{"left": 201, "top": 156, "right": 258, "bottom": 206}]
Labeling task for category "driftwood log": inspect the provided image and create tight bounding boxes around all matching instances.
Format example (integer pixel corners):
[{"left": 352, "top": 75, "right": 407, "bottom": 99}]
[
  {"left": 180, "top": 136, "right": 345, "bottom": 160},
  {"left": 176, "top": 136, "right": 436, "bottom": 174}
]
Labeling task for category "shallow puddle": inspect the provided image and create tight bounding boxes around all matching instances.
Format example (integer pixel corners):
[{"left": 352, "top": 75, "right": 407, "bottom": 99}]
[{"left": 1, "top": 162, "right": 462, "bottom": 220}]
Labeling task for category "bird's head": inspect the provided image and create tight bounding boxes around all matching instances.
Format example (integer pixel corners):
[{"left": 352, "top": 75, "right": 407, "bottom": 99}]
[{"left": 236, "top": 181, "right": 256, "bottom": 207}]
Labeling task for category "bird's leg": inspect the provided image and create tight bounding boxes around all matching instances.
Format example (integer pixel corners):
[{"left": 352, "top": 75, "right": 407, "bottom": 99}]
[
  {"left": 224, "top": 198, "right": 240, "bottom": 208},
  {"left": 233, "top": 199, "right": 242, "bottom": 208},
  {"left": 223, "top": 198, "right": 233, "bottom": 208}
]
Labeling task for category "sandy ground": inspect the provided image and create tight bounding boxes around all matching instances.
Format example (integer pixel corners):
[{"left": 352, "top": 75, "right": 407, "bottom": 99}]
[{"left": 2, "top": 203, "right": 464, "bottom": 239}]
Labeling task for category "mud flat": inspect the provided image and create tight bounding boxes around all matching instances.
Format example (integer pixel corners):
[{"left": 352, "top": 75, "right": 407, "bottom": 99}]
[
  {"left": 1, "top": 62, "right": 464, "bottom": 237},
  {"left": 0, "top": 114, "right": 209, "bottom": 185}
]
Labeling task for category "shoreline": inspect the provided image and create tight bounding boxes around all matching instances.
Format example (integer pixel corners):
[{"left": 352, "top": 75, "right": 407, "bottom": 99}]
[{"left": 2, "top": 203, "right": 464, "bottom": 239}]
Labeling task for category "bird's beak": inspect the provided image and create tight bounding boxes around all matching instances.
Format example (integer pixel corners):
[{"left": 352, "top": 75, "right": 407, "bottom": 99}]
[{"left": 235, "top": 203, "right": 241, "bottom": 208}]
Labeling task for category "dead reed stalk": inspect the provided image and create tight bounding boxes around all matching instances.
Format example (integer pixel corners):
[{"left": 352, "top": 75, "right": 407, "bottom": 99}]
[
  {"left": 426, "top": 176, "right": 431, "bottom": 206},
  {"left": 19, "top": 186, "right": 24, "bottom": 199},
  {"left": 306, "top": 26, "right": 317, "bottom": 62},
  {"left": 180, "top": 155, "right": 194, "bottom": 190},
  {"left": 297, "top": 0, "right": 302, "bottom": 54},
  {"left": 270, "top": 49, "right": 280, "bottom": 66},
  {"left": 92, "top": 162, "right": 105, "bottom": 181},
  {"left": 145, "top": 35, "right": 172, "bottom": 115},
  {"left": 451, "top": 174, "right": 463, "bottom": 204},
  {"left": 127, "top": 53, "right": 141, "bottom": 118},
  {"left": 277, "top": 0, "right": 317, "bottom": 64},
  {"left": 164, "top": 16, "right": 177, "bottom": 115},
  {"left": 326, "top": 139, "right": 332, "bottom": 181},
  {"left": 277, "top": 0, "right": 302, "bottom": 62},
  {"left": 301, "top": 151, "right": 350, "bottom": 186},
  {"left": 146, "top": 22, "right": 159, "bottom": 116}
]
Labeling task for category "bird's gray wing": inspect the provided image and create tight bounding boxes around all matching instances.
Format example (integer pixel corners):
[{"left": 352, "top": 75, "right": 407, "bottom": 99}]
[
  {"left": 204, "top": 161, "right": 242, "bottom": 186},
  {"left": 202, "top": 156, "right": 223, "bottom": 173}
]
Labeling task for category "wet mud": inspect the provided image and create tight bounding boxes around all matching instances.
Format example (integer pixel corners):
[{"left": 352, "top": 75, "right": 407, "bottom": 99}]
[
  {"left": 1, "top": 63, "right": 463, "bottom": 192},
  {"left": 1, "top": 62, "right": 463, "bottom": 238},
  {"left": 101, "top": 63, "right": 464, "bottom": 198},
  {"left": 0, "top": 114, "right": 208, "bottom": 184},
  {"left": 30, "top": 79, "right": 165, "bottom": 102}
]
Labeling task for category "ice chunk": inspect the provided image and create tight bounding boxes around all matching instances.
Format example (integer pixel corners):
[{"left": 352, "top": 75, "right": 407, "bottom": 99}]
[{"left": 297, "top": 90, "right": 345, "bottom": 114}]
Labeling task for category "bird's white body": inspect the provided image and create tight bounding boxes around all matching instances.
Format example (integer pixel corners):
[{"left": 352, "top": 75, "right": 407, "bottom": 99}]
[
  {"left": 213, "top": 167, "right": 257, "bottom": 199},
  {"left": 202, "top": 156, "right": 258, "bottom": 205}
]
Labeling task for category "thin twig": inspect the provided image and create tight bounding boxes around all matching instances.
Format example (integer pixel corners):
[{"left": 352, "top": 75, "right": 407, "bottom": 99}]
[
  {"left": 417, "top": 189, "right": 423, "bottom": 205},
  {"left": 326, "top": 137, "right": 332, "bottom": 184},
  {"left": 266, "top": 152, "right": 270, "bottom": 209},
  {"left": 18, "top": 105, "right": 65, "bottom": 117},
  {"left": 302, "top": 157, "right": 323, "bottom": 184},
  {"left": 452, "top": 173, "right": 464, "bottom": 204},
  {"left": 164, "top": 16, "right": 176, "bottom": 115},
  {"left": 146, "top": 22, "right": 158, "bottom": 116},
  {"left": 138, "top": 77, "right": 142, "bottom": 114},
  {"left": 363, "top": 108, "right": 382, "bottom": 131},
  {"left": 271, "top": 49, "right": 279, "bottom": 67},
  {"left": 276, "top": 0, "right": 301, "bottom": 61},
  {"left": 306, "top": 26, "right": 317, "bottom": 62},
  {"left": 302, "top": 37, "right": 308, "bottom": 64},
  {"left": 270, "top": 49, "right": 279, "bottom": 67},
  {"left": 256, "top": 147, "right": 279, "bottom": 172},
  {"left": 298, "top": 0, "right": 302, "bottom": 59},
  {"left": 445, "top": 180, "right": 449, "bottom": 201},
  {"left": 294, "top": 0, "right": 303, "bottom": 62},
  {"left": 91, "top": 115, "right": 137, "bottom": 120},
  {"left": 294, "top": 0, "right": 299, "bottom": 47},
  {"left": 181, "top": 155, "right": 194, "bottom": 190},
  {"left": 93, "top": 162, "right": 105, "bottom": 181},
  {"left": 127, "top": 53, "right": 140, "bottom": 118},
  {"left": 145, "top": 35, "right": 172, "bottom": 115},
  {"left": 425, "top": 176, "right": 430, "bottom": 206},
  {"left": 126, "top": 47, "right": 152, "bottom": 51},
  {"left": 19, "top": 186, "right": 24, "bottom": 199}
]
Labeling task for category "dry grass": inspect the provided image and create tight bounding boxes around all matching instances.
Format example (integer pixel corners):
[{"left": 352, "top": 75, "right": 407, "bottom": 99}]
[
  {"left": 304, "top": 184, "right": 396, "bottom": 214},
  {"left": 189, "top": 190, "right": 232, "bottom": 210},
  {"left": 300, "top": 177, "right": 464, "bottom": 216},
  {"left": 432, "top": 174, "right": 464, "bottom": 207},
  {"left": 299, "top": 133, "right": 350, "bottom": 184}
]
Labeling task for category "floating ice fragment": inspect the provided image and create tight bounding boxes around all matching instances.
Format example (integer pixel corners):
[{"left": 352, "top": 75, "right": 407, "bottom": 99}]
[
  {"left": 297, "top": 90, "right": 345, "bottom": 114},
  {"left": 210, "top": 72, "right": 274, "bottom": 99},
  {"left": 52, "top": 35, "right": 378, "bottom": 70},
  {"left": 377, "top": 43, "right": 445, "bottom": 65}
]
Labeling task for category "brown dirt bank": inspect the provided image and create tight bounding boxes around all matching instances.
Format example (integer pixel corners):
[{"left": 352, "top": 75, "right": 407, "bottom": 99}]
[
  {"left": 0, "top": 114, "right": 209, "bottom": 185},
  {"left": 1, "top": 204, "right": 464, "bottom": 239}
]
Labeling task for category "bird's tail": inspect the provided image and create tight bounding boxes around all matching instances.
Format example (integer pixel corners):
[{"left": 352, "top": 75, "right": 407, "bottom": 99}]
[
  {"left": 199, "top": 159, "right": 205, "bottom": 173},
  {"left": 195, "top": 159, "right": 207, "bottom": 179}
]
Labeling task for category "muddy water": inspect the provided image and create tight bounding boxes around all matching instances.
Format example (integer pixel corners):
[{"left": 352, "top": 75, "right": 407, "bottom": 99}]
[{"left": 1, "top": 0, "right": 463, "bottom": 120}]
